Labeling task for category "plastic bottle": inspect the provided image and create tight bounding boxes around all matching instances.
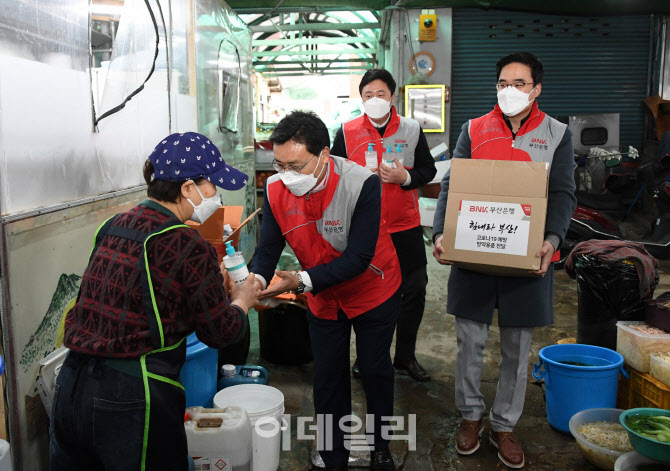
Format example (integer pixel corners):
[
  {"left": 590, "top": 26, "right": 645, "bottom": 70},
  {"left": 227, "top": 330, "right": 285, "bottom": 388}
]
[
  {"left": 218, "top": 364, "right": 269, "bottom": 390},
  {"left": 382, "top": 145, "right": 395, "bottom": 168},
  {"left": 364, "top": 143, "right": 377, "bottom": 169},
  {"left": 223, "top": 241, "right": 249, "bottom": 286},
  {"left": 395, "top": 143, "right": 405, "bottom": 168}
]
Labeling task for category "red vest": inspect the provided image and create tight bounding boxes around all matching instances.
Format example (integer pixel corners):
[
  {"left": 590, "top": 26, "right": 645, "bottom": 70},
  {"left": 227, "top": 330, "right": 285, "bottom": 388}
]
[
  {"left": 469, "top": 102, "right": 562, "bottom": 262},
  {"left": 266, "top": 157, "right": 401, "bottom": 320},
  {"left": 342, "top": 107, "right": 420, "bottom": 233}
]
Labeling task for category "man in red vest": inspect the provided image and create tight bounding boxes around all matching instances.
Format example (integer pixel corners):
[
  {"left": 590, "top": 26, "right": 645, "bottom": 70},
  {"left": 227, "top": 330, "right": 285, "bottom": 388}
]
[
  {"left": 332, "top": 69, "right": 436, "bottom": 382},
  {"left": 432, "top": 53, "right": 576, "bottom": 469},
  {"left": 249, "top": 111, "right": 402, "bottom": 471}
]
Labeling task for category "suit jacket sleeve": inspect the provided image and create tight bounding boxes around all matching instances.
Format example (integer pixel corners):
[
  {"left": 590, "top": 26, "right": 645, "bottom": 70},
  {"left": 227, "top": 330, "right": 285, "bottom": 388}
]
[
  {"left": 433, "top": 121, "right": 471, "bottom": 242},
  {"left": 402, "top": 128, "right": 437, "bottom": 190},
  {"left": 248, "top": 181, "right": 286, "bottom": 284},
  {"left": 544, "top": 128, "right": 577, "bottom": 249}
]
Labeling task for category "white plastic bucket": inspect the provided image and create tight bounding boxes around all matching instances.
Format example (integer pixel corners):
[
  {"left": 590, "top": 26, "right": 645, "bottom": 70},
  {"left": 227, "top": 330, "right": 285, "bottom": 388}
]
[
  {"left": 0, "top": 439, "right": 12, "bottom": 471},
  {"left": 184, "top": 406, "right": 252, "bottom": 471},
  {"left": 213, "top": 384, "right": 285, "bottom": 471}
]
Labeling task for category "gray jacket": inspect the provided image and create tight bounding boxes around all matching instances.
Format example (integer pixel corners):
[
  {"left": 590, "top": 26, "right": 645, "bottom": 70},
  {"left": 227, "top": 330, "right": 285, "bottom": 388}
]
[{"left": 433, "top": 116, "right": 576, "bottom": 327}]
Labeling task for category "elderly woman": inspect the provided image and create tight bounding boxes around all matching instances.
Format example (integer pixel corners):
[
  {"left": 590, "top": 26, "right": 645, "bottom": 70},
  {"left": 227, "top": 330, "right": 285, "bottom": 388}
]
[{"left": 49, "top": 132, "right": 260, "bottom": 471}]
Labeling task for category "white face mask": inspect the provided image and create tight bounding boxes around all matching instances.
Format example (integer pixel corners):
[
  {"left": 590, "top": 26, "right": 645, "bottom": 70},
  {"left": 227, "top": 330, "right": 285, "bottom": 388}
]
[
  {"left": 363, "top": 97, "right": 391, "bottom": 120},
  {"left": 187, "top": 183, "right": 221, "bottom": 223},
  {"left": 279, "top": 151, "right": 323, "bottom": 197},
  {"left": 497, "top": 86, "right": 535, "bottom": 117}
]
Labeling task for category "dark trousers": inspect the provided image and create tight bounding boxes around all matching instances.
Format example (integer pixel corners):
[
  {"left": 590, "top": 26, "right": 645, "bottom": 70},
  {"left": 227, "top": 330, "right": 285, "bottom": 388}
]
[
  {"left": 49, "top": 352, "right": 188, "bottom": 471},
  {"left": 394, "top": 263, "right": 428, "bottom": 363},
  {"left": 307, "top": 288, "right": 401, "bottom": 468}
]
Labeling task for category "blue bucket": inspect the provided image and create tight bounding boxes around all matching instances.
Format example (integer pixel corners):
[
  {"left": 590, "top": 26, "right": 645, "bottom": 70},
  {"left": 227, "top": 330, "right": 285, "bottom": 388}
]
[
  {"left": 532, "top": 344, "right": 626, "bottom": 433},
  {"left": 181, "top": 333, "right": 218, "bottom": 408}
]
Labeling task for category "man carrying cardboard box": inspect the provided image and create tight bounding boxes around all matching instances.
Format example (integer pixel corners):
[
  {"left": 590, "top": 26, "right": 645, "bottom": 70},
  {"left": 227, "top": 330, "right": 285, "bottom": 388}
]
[{"left": 432, "top": 52, "right": 576, "bottom": 469}]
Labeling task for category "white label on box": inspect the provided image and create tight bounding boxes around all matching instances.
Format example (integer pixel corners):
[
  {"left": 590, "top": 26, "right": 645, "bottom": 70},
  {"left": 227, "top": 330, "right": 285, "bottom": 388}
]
[
  {"left": 454, "top": 200, "right": 532, "bottom": 256},
  {"left": 193, "top": 456, "right": 232, "bottom": 470}
]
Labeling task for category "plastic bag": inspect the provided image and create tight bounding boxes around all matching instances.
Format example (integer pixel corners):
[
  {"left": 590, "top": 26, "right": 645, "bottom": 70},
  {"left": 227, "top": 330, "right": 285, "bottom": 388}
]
[
  {"left": 576, "top": 255, "right": 658, "bottom": 349},
  {"left": 645, "top": 291, "right": 670, "bottom": 332},
  {"left": 576, "top": 255, "right": 657, "bottom": 324}
]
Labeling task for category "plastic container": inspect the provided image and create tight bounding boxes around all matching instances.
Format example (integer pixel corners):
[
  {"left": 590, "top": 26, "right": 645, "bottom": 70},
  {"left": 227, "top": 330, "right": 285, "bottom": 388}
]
[
  {"left": 650, "top": 353, "right": 670, "bottom": 387},
  {"left": 182, "top": 333, "right": 218, "bottom": 408},
  {"left": 616, "top": 321, "right": 670, "bottom": 372},
  {"left": 185, "top": 406, "right": 252, "bottom": 471},
  {"left": 614, "top": 450, "right": 670, "bottom": 470},
  {"left": 258, "top": 301, "right": 312, "bottom": 365},
  {"left": 214, "top": 384, "right": 285, "bottom": 471},
  {"left": 532, "top": 344, "right": 625, "bottom": 433},
  {"left": 569, "top": 408, "right": 631, "bottom": 470},
  {"left": 364, "top": 143, "right": 377, "bottom": 170},
  {"left": 218, "top": 364, "right": 269, "bottom": 390},
  {"left": 628, "top": 366, "right": 670, "bottom": 410},
  {"left": 620, "top": 408, "right": 670, "bottom": 463},
  {"left": 419, "top": 197, "right": 437, "bottom": 227},
  {"left": 0, "top": 439, "right": 12, "bottom": 471},
  {"left": 223, "top": 241, "right": 249, "bottom": 285}
]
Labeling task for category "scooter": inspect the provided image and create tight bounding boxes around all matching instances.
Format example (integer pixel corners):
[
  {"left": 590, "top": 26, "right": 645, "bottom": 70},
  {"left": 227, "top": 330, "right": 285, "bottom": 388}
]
[{"left": 558, "top": 152, "right": 670, "bottom": 265}]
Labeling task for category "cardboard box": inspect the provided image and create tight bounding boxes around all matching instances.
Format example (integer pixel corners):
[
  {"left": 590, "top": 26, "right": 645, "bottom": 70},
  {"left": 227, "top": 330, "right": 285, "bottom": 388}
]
[
  {"left": 186, "top": 206, "right": 243, "bottom": 263},
  {"left": 440, "top": 159, "right": 549, "bottom": 276}
]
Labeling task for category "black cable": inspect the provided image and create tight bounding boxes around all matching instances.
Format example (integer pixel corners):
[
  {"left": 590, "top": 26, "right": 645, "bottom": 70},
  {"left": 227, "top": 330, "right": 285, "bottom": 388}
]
[
  {"left": 94, "top": 0, "right": 160, "bottom": 127},
  {"left": 88, "top": 0, "right": 97, "bottom": 131},
  {"left": 155, "top": 0, "right": 171, "bottom": 134},
  {"left": 404, "top": 9, "right": 418, "bottom": 76},
  {"left": 218, "top": 39, "right": 241, "bottom": 134}
]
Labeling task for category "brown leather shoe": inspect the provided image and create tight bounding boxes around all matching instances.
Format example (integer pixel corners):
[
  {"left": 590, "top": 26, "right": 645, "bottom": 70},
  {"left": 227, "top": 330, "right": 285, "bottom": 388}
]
[
  {"left": 455, "top": 418, "right": 484, "bottom": 455},
  {"left": 490, "top": 431, "right": 525, "bottom": 469}
]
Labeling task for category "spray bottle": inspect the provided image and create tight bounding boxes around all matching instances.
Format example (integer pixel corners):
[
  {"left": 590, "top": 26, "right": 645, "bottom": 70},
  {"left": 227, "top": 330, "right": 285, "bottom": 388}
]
[
  {"left": 223, "top": 241, "right": 249, "bottom": 286},
  {"left": 364, "top": 143, "right": 377, "bottom": 169},
  {"left": 382, "top": 145, "right": 395, "bottom": 168}
]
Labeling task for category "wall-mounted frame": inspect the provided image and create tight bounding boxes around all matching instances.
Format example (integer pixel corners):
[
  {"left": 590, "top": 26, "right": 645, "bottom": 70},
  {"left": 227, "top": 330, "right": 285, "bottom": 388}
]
[{"left": 404, "top": 84, "right": 445, "bottom": 133}]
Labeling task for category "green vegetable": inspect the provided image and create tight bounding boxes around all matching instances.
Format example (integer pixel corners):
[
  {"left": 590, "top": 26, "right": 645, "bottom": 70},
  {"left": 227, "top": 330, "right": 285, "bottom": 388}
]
[{"left": 626, "top": 414, "right": 670, "bottom": 443}]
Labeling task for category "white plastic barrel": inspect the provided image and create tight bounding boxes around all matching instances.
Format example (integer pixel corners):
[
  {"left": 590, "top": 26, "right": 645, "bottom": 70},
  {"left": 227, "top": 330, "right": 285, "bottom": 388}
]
[
  {"left": 0, "top": 440, "right": 12, "bottom": 471},
  {"left": 213, "top": 384, "right": 285, "bottom": 471},
  {"left": 185, "top": 406, "right": 252, "bottom": 471}
]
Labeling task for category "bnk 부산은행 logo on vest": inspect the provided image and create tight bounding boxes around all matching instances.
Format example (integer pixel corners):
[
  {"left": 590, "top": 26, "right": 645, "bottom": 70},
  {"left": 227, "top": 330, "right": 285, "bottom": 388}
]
[{"left": 323, "top": 219, "right": 344, "bottom": 233}]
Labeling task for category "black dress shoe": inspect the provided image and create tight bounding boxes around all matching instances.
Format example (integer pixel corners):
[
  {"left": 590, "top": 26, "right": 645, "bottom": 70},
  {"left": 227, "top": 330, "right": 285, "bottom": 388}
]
[
  {"left": 351, "top": 358, "right": 361, "bottom": 379},
  {"left": 371, "top": 448, "right": 395, "bottom": 471},
  {"left": 393, "top": 358, "right": 431, "bottom": 382}
]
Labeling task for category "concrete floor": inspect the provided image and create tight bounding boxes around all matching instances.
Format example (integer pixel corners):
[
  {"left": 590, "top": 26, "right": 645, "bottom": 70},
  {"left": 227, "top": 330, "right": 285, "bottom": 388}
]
[{"left": 244, "top": 243, "right": 670, "bottom": 471}]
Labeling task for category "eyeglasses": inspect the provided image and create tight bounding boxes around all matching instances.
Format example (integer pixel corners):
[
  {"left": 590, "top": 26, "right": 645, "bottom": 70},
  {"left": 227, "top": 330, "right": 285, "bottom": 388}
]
[
  {"left": 272, "top": 153, "right": 317, "bottom": 176},
  {"left": 495, "top": 82, "right": 534, "bottom": 91}
]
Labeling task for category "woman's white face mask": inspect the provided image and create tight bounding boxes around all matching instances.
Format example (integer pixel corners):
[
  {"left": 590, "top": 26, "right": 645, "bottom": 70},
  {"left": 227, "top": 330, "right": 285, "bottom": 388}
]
[
  {"left": 279, "top": 151, "right": 324, "bottom": 197},
  {"left": 187, "top": 183, "right": 221, "bottom": 223},
  {"left": 497, "top": 85, "right": 535, "bottom": 117},
  {"left": 363, "top": 97, "right": 391, "bottom": 120}
]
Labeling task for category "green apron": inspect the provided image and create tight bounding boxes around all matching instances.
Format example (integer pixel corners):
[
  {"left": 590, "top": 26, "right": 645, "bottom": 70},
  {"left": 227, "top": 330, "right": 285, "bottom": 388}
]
[{"left": 89, "top": 215, "right": 191, "bottom": 470}]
